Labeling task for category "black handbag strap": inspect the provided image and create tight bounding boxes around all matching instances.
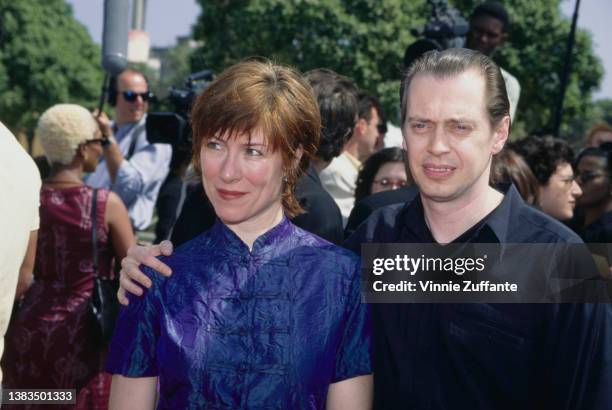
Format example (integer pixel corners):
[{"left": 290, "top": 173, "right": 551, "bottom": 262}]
[{"left": 91, "top": 188, "right": 98, "bottom": 276}]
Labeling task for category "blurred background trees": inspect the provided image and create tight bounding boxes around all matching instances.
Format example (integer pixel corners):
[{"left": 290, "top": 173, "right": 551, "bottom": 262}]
[
  {"left": 0, "top": 0, "right": 102, "bottom": 143},
  {"left": 0, "top": 0, "right": 606, "bottom": 145}
]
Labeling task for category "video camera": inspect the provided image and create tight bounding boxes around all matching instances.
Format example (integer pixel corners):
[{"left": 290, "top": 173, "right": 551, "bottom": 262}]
[
  {"left": 146, "top": 69, "right": 214, "bottom": 150},
  {"left": 404, "top": 0, "right": 469, "bottom": 68}
]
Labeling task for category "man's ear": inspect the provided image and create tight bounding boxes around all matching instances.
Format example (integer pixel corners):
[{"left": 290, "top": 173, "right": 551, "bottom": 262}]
[
  {"left": 491, "top": 115, "right": 510, "bottom": 154},
  {"left": 354, "top": 117, "right": 368, "bottom": 136}
]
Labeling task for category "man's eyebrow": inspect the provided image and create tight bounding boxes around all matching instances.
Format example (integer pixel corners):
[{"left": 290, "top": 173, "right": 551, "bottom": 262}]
[
  {"left": 446, "top": 118, "right": 476, "bottom": 124},
  {"left": 407, "top": 116, "right": 431, "bottom": 122}
]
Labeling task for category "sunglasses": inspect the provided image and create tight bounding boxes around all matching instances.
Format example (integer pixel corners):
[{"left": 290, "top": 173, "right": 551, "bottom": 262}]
[
  {"left": 121, "top": 90, "right": 154, "bottom": 102},
  {"left": 84, "top": 138, "right": 105, "bottom": 145},
  {"left": 377, "top": 123, "right": 388, "bottom": 135}
]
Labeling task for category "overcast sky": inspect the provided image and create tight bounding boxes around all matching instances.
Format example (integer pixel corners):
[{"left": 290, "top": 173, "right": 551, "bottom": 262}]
[{"left": 66, "top": 0, "right": 611, "bottom": 100}]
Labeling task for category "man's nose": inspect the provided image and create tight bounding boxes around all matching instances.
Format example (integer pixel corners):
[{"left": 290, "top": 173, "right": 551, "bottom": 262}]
[
  {"left": 571, "top": 180, "right": 583, "bottom": 198},
  {"left": 427, "top": 128, "right": 451, "bottom": 155}
]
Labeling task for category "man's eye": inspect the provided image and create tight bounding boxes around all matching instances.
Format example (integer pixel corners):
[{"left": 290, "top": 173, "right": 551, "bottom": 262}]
[
  {"left": 453, "top": 123, "right": 471, "bottom": 133},
  {"left": 411, "top": 122, "right": 428, "bottom": 132}
]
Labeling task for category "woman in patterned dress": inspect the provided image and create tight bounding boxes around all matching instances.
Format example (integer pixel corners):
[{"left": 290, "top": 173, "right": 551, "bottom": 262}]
[{"left": 3, "top": 104, "right": 135, "bottom": 409}]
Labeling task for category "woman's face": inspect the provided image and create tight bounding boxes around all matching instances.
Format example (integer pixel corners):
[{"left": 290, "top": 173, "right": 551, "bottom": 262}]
[
  {"left": 576, "top": 155, "right": 610, "bottom": 208},
  {"left": 538, "top": 162, "right": 582, "bottom": 221},
  {"left": 371, "top": 161, "right": 408, "bottom": 195},
  {"left": 200, "top": 129, "right": 285, "bottom": 227}
]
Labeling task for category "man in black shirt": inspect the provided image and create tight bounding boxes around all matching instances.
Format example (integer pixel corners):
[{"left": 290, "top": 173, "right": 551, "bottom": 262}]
[{"left": 344, "top": 48, "right": 611, "bottom": 409}]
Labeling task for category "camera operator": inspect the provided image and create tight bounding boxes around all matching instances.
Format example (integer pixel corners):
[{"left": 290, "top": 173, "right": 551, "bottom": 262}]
[
  {"left": 466, "top": 1, "right": 520, "bottom": 120},
  {"left": 87, "top": 69, "right": 172, "bottom": 231}
]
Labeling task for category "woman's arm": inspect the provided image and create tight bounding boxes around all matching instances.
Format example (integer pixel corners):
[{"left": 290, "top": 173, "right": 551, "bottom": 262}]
[
  {"left": 105, "top": 191, "right": 137, "bottom": 262},
  {"left": 326, "top": 374, "right": 373, "bottom": 410},
  {"left": 109, "top": 375, "right": 157, "bottom": 410}
]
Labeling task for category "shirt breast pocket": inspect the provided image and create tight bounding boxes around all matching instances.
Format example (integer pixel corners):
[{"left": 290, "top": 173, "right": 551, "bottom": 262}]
[{"left": 442, "top": 305, "right": 537, "bottom": 400}]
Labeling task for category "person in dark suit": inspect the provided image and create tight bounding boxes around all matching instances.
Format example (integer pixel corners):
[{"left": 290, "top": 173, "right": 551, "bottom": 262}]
[{"left": 344, "top": 186, "right": 418, "bottom": 239}]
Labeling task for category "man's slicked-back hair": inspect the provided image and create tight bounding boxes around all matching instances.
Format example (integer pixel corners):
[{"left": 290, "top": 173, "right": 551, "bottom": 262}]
[
  {"left": 400, "top": 48, "right": 510, "bottom": 131},
  {"left": 303, "top": 69, "right": 358, "bottom": 163}
]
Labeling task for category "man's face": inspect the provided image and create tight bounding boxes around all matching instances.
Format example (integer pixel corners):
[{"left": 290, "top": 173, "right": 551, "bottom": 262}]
[
  {"left": 360, "top": 107, "right": 382, "bottom": 160},
  {"left": 403, "top": 70, "right": 508, "bottom": 204},
  {"left": 538, "top": 162, "right": 582, "bottom": 221},
  {"left": 466, "top": 15, "right": 506, "bottom": 56},
  {"left": 115, "top": 71, "right": 149, "bottom": 126}
]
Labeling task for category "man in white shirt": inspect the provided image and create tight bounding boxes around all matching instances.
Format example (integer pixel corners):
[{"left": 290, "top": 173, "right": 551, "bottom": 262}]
[
  {"left": 86, "top": 70, "right": 172, "bottom": 231},
  {"left": 0, "top": 122, "right": 40, "bottom": 384},
  {"left": 320, "top": 92, "right": 386, "bottom": 224}
]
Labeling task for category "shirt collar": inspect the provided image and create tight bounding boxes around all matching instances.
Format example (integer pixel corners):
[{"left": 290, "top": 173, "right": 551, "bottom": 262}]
[
  {"left": 343, "top": 151, "right": 362, "bottom": 170},
  {"left": 400, "top": 183, "right": 524, "bottom": 244},
  {"left": 209, "top": 215, "right": 294, "bottom": 257}
]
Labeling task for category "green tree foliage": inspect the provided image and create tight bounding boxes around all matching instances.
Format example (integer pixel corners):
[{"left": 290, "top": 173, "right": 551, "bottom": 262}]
[
  {"left": 0, "top": 0, "right": 102, "bottom": 133},
  {"left": 191, "top": 0, "right": 603, "bottom": 138},
  {"left": 192, "top": 0, "right": 428, "bottom": 122}
]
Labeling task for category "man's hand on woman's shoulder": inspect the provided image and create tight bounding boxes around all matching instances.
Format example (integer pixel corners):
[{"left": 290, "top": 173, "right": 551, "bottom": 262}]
[{"left": 117, "top": 240, "right": 174, "bottom": 305}]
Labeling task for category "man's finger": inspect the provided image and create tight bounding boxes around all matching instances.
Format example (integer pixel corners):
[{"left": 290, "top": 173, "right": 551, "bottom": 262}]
[
  {"left": 142, "top": 254, "right": 172, "bottom": 276},
  {"left": 119, "top": 274, "right": 143, "bottom": 297},
  {"left": 159, "top": 240, "right": 174, "bottom": 257},
  {"left": 117, "top": 287, "right": 129, "bottom": 306},
  {"left": 123, "top": 264, "right": 153, "bottom": 288},
  {"left": 128, "top": 243, "right": 164, "bottom": 258}
]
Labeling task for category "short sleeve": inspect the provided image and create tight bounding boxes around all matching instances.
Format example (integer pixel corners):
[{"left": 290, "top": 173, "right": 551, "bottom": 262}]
[
  {"left": 106, "top": 266, "right": 163, "bottom": 377},
  {"left": 332, "top": 259, "right": 372, "bottom": 382}
]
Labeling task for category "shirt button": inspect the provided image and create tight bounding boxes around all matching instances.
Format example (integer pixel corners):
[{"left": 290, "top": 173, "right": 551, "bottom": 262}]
[
  {"left": 238, "top": 363, "right": 248, "bottom": 373},
  {"left": 239, "top": 291, "right": 251, "bottom": 300}
]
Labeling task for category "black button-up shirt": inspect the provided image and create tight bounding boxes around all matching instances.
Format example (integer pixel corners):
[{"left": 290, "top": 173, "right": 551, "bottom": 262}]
[{"left": 345, "top": 185, "right": 612, "bottom": 410}]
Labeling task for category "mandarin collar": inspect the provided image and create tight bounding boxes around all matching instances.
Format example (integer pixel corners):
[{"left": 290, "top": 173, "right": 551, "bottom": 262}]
[{"left": 209, "top": 215, "right": 294, "bottom": 257}]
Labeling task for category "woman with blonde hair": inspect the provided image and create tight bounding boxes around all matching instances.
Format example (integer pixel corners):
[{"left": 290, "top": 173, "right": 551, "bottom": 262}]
[{"left": 3, "top": 104, "right": 135, "bottom": 409}]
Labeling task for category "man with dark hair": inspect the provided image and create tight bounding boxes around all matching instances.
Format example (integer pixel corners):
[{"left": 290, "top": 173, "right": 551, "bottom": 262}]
[
  {"left": 466, "top": 1, "right": 520, "bottom": 120},
  {"left": 167, "top": 68, "right": 358, "bottom": 247},
  {"left": 320, "top": 91, "right": 386, "bottom": 224},
  {"left": 87, "top": 69, "right": 172, "bottom": 231},
  {"left": 346, "top": 48, "right": 610, "bottom": 409}
]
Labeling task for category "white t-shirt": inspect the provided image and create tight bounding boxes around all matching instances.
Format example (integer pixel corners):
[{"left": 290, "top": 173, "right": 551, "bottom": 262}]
[
  {"left": 0, "top": 121, "right": 41, "bottom": 383},
  {"left": 319, "top": 152, "right": 361, "bottom": 226}
]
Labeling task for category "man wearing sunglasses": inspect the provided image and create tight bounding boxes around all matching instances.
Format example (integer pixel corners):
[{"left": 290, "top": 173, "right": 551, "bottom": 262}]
[
  {"left": 320, "top": 91, "right": 387, "bottom": 225},
  {"left": 87, "top": 69, "right": 172, "bottom": 231}
]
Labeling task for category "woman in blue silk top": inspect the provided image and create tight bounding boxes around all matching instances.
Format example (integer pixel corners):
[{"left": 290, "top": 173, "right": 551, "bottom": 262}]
[{"left": 106, "top": 60, "right": 372, "bottom": 409}]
